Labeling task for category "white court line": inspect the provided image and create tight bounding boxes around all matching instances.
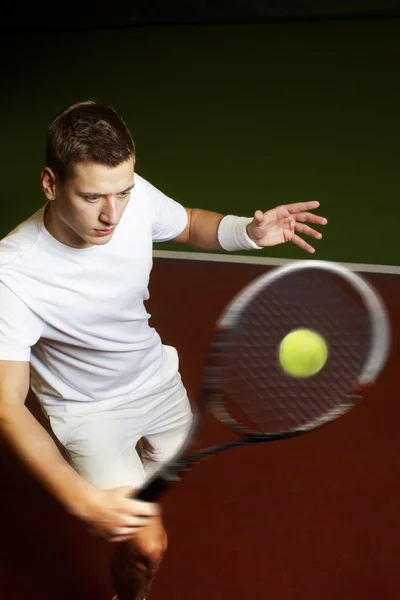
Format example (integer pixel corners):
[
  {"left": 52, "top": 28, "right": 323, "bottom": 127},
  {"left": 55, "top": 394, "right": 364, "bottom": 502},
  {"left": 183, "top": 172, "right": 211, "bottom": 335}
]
[{"left": 153, "top": 250, "right": 400, "bottom": 276}]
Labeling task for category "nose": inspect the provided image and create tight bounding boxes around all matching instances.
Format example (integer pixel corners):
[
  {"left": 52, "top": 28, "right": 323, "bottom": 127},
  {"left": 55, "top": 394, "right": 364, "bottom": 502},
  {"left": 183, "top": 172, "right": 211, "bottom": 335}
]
[{"left": 99, "top": 198, "right": 119, "bottom": 227}]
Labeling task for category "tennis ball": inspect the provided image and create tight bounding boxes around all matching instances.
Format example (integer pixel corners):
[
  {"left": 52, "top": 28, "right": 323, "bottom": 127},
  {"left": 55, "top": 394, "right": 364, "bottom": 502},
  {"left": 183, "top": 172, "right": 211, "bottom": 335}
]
[{"left": 278, "top": 328, "right": 328, "bottom": 378}]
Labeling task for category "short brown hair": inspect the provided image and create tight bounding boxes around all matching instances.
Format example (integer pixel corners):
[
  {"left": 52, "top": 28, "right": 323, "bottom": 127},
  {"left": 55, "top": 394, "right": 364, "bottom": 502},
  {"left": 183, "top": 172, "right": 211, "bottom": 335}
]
[{"left": 46, "top": 100, "right": 135, "bottom": 182}]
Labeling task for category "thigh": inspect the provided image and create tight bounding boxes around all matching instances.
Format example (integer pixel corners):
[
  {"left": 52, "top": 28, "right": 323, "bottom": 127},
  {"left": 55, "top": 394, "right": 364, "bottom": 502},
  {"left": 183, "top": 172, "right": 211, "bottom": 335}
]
[
  {"left": 49, "top": 410, "right": 146, "bottom": 490},
  {"left": 48, "top": 374, "right": 192, "bottom": 490},
  {"left": 142, "top": 376, "right": 193, "bottom": 480}
]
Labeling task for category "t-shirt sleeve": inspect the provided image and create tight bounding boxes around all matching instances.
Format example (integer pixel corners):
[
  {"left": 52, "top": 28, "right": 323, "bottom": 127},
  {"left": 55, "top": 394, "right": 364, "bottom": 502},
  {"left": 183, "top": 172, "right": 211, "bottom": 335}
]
[
  {"left": 138, "top": 175, "right": 188, "bottom": 242},
  {"left": 0, "top": 283, "right": 44, "bottom": 361}
]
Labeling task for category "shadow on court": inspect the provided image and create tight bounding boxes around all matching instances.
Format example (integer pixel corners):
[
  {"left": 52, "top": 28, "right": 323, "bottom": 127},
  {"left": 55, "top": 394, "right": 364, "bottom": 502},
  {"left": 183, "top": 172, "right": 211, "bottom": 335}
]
[{"left": 1, "top": 259, "right": 400, "bottom": 600}]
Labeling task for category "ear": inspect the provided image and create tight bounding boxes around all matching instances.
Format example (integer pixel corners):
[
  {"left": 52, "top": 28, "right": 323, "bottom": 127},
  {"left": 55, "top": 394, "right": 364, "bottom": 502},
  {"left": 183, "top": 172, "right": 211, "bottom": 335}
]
[{"left": 41, "top": 167, "right": 57, "bottom": 201}]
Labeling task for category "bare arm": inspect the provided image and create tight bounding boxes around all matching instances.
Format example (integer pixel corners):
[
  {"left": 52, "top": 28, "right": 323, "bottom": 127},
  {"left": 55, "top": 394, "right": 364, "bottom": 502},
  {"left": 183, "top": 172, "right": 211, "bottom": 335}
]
[
  {"left": 0, "top": 360, "right": 95, "bottom": 518},
  {"left": 172, "top": 208, "right": 224, "bottom": 249},
  {"left": 172, "top": 203, "right": 327, "bottom": 254},
  {"left": 0, "top": 361, "right": 158, "bottom": 541}
]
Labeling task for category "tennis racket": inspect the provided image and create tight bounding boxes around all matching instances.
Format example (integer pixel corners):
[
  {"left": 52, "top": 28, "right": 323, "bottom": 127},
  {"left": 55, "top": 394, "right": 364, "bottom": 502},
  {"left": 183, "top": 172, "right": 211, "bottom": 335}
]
[{"left": 135, "top": 260, "right": 390, "bottom": 502}]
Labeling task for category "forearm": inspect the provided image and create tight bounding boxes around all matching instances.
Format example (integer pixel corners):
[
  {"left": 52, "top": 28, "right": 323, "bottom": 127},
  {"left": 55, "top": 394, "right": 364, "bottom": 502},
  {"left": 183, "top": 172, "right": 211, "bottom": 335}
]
[
  {"left": 178, "top": 208, "right": 260, "bottom": 252},
  {"left": 0, "top": 404, "right": 95, "bottom": 518}
]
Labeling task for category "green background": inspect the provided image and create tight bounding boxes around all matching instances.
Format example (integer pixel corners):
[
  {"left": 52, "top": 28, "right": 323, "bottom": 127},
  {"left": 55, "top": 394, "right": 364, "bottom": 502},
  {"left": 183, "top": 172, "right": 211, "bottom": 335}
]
[{"left": 1, "top": 17, "right": 399, "bottom": 264}]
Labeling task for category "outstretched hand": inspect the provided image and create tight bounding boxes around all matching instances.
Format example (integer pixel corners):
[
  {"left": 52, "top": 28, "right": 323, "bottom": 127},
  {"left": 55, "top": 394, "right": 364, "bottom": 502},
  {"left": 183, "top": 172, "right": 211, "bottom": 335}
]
[{"left": 247, "top": 201, "right": 328, "bottom": 254}]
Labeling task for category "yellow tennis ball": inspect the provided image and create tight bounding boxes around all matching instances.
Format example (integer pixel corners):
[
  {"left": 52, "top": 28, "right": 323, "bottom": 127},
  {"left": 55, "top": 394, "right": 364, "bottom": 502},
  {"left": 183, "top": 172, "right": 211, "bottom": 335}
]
[{"left": 278, "top": 328, "right": 328, "bottom": 378}]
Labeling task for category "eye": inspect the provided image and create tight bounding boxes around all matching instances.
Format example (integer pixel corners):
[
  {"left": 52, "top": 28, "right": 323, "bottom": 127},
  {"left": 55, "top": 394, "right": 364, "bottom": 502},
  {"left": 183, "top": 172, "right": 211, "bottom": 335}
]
[
  {"left": 117, "top": 191, "right": 131, "bottom": 199},
  {"left": 85, "top": 196, "right": 100, "bottom": 203}
]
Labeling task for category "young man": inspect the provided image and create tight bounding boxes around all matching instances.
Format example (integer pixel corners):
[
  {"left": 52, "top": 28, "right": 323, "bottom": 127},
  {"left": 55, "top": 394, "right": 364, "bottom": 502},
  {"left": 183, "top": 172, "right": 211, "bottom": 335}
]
[{"left": 0, "top": 100, "right": 327, "bottom": 600}]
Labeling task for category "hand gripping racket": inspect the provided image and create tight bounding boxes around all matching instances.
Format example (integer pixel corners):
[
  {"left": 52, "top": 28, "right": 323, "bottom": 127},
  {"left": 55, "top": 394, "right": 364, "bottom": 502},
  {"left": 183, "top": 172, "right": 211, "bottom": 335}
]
[{"left": 135, "top": 260, "right": 390, "bottom": 502}]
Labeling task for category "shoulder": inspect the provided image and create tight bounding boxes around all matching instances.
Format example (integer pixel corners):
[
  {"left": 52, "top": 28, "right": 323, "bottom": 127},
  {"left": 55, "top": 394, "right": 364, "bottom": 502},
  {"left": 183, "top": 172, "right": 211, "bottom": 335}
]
[
  {"left": 0, "top": 206, "right": 45, "bottom": 269},
  {"left": 133, "top": 173, "right": 168, "bottom": 201}
]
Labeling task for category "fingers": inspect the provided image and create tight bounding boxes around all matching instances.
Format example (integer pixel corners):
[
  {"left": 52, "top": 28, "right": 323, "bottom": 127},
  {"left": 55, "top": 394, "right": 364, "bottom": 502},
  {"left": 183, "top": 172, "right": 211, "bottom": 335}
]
[
  {"left": 253, "top": 209, "right": 264, "bottom": 223},
  {"left": 104, "top": 529, "right": 144, "bottom": 543},
  {"left": 291, "top": 233, "right": 316, "bottom": 254},
  {"left": 109, "top": 525, "right": 145, "bottom": 540},
  {"left": 89, "top": 515, "right": 156, "bottom": 543},
  {"left": 286, "top": 201, "right": 320, "bottom": 213},
  {"left": 86, "top": 487, "right": 161, "bottom": 544},
  {"left": 124, "top": 498, "right": 160, "bottom": 517},
  {"left": 121, "top": 514, "right": 153, "bottom": 528},
  {"left": 294, "top": 211, "right": 328, "bottom": 225},
  {"left": 109, "top": 534, "right": 137, "bottom": 543},
  {"left": 294, "top": 223, "right": 323, "bottom": 240},
  {"left": 118, "top": 488, "right": 160, "bottom": 518},
  {"left": 106, "top": 514, "right": 158, "bottom": 542}
]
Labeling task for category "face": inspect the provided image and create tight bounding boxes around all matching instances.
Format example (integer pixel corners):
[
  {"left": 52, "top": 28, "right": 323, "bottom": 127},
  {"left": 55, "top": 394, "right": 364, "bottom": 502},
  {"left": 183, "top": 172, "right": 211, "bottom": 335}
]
[{"left": 41, "top": 157, "right": 135, "bottom": 249}]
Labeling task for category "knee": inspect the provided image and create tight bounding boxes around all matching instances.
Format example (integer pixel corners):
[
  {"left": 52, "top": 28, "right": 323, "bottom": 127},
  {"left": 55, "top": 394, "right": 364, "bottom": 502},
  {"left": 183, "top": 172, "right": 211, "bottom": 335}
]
[
  {"left": 128, "top": 528, "right": 168, "bottom": 573},
  {"left": 140, "top": 531, "right": 168, "bottom": 568}
]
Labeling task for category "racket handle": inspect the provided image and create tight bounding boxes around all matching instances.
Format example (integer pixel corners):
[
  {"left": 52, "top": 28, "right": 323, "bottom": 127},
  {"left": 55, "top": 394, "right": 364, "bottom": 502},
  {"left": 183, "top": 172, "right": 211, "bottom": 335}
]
[{"left": 134, "top": 472, "right": 180, "bottom": 502}]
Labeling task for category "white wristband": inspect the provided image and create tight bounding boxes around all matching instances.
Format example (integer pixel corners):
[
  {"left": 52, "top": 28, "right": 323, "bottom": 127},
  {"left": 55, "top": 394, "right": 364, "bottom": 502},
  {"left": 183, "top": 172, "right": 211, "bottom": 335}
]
[{"left": 217, "top": 215, "right": 263, "bottom": 251}]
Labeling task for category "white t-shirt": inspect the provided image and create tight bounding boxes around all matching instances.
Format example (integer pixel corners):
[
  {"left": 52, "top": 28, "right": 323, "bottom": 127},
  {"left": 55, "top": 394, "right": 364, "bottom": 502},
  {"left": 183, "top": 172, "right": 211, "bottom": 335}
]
[{"left": 0, "top": 174, "right": 188, "bottom": 417}]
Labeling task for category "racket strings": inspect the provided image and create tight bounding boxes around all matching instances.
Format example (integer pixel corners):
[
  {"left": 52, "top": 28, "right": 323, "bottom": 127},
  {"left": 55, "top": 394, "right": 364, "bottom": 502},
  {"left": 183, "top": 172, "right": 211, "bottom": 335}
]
[{"left": 216, "top": 270, "right": 371, "bottom": 434}]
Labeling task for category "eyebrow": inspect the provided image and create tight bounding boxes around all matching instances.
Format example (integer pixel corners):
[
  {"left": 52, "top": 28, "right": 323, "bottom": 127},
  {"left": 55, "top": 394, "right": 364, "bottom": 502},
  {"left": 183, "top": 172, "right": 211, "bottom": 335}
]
[{"left": 77, "top": 183, "right": 135, "bottom": 198}]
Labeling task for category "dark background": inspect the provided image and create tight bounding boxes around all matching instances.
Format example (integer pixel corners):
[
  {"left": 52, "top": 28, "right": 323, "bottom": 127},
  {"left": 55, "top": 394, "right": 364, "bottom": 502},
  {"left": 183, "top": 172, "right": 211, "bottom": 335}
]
[
  {"left": 1, "top": 2, "right": 400, "bottom": 264},
  {"left": 1, "top": 0, "right": 400, "bottom": 32}
]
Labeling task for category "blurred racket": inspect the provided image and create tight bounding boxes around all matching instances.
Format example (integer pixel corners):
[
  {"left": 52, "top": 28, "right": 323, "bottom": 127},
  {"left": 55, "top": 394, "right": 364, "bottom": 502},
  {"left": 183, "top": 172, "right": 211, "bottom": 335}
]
[{"left": 135, "top": 260, "right": 390, "bottom": 502}]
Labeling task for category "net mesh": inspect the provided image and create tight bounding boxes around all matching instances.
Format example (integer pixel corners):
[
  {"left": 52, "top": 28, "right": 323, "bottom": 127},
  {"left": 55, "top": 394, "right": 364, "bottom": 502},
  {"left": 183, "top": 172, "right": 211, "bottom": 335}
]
[{"left": 214, "top": 268, "right": 371, "bottom": 434}]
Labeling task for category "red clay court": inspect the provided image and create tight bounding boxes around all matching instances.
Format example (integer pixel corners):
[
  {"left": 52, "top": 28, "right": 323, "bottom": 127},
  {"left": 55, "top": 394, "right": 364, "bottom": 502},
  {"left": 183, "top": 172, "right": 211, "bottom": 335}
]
[{"left": 1, "top": 256, "right": 399, "bottom": 600}]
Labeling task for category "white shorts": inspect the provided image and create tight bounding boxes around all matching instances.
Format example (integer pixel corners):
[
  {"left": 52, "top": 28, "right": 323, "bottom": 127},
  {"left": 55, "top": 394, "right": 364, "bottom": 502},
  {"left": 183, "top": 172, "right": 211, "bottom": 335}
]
[{"left": 48, "top": 370, "right": 193, "bottom": 490}]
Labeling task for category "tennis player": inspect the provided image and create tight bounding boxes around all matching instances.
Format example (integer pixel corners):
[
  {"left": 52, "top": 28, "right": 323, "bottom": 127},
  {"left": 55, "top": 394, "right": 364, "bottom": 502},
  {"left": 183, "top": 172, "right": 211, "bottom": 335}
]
[{"left": 0, "top": 100, "right": 327, "bottom": 600}]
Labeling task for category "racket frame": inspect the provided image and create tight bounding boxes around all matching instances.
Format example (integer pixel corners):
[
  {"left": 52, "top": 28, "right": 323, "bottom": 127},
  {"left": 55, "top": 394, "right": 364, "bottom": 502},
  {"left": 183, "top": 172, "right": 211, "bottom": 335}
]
[{"left": 135, "top": 260, "right": 390, "bottom": 502}]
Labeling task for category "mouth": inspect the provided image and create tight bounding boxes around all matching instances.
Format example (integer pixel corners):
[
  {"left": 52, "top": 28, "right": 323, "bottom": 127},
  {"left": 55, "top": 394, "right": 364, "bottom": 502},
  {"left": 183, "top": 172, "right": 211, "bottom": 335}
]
[{"left": 94, "top": 228, "right": 114, "bottom": 235}]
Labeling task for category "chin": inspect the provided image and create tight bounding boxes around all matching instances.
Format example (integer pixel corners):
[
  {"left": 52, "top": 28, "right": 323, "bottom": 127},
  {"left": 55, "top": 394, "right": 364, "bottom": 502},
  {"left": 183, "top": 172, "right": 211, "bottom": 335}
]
[{"left": 92, "top": 237, "right": 112, "bottom": 245}]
